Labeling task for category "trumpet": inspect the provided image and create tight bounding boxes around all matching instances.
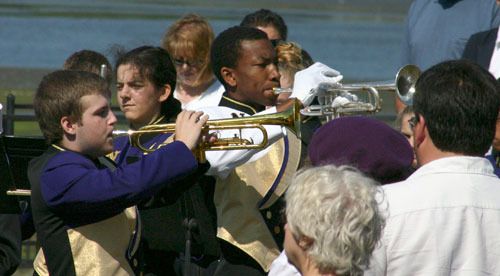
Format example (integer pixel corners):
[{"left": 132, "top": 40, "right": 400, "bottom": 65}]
[
  {"left": 301, "top": 64, "right": 420, "bottom": 119},
  {"left": 113, "top": 99, "right": 301, "bottom": 162}
]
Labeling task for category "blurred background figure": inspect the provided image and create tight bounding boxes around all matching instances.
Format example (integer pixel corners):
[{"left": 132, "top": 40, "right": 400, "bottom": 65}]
[
  {"left": 162, "top": 14, "right": 224, "bottom": 110},
  {"left": 284, "top": 165, "right": 385, "bottom": 276},
  {"left": 462, "top": 27, "right": 500, "bottom": 78},
  {"left": 63, "top": 49, "right": 113, "bottom": 88},
  {"left": 240, "top": 9, "right": 288, "bottom": 43},
  {"left": 396, "top": 0, "right": 500, "bottom": 113},
  {"left": 394, "top": 105, "right": 417, "bottom": 168},
  {"left": 461, "top": 0, "right": 500, "bottom": 78}
]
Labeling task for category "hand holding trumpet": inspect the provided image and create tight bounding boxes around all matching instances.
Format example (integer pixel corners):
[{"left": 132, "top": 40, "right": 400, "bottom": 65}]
[
  {"left": 174, "top": 110, "right": 209, "bottom": 150},
  {"left": 290, "top": 62, "right": 343, "bottom": 106}
]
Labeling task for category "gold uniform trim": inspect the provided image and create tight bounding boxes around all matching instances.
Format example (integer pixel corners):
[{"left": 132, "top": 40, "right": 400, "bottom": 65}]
[
  {"left": 34, "top": 207, "right": 137, "bottom": 276},
  {"left": 214, "top": 132, "right": 301, "bottom": 271}
]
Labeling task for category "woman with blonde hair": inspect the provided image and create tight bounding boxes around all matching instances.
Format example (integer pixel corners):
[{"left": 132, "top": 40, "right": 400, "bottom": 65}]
[
  {"left": 275, "top": 41, "right": 319, "bottom": 162},
  {"left": 276, "top": 41, "right": 313, "bottom": 90},
  {"left": 162, "top": 14, "right": 224, "bottom": 110}
]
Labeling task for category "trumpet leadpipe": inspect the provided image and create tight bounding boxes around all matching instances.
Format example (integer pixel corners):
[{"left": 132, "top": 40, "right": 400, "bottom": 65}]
[{"left": 112, "top": 129, "right": 133, "bottom": 137}]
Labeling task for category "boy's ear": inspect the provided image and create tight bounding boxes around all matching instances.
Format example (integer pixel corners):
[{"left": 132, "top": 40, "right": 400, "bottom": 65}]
[
  {"left": 221, "top": 67, "right": 237, "bottom": 88},
  {"left": 158, "top": 84, "right": 171, "bottom": 103},
  {"left": 60, "top": 116, "right": 77, "bottom": 135},
  {"left": 413, "top": 114, "right": 427, "bottom": 147}
]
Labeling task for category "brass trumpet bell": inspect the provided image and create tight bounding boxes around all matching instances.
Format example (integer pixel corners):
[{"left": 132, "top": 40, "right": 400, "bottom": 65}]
[{"left": 113, "top": 99, "right": 301, "bottom": 162}]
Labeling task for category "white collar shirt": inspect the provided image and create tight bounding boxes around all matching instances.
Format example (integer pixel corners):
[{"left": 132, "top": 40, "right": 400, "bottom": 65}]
[
  {"left": 268, "top": 251, "right": 300, "bottom": 276},
  {"left": 488, "top": 28, "right": 500, "bottom": 79},
  {"left": 365, "top": 156, "right": 500, "bottom": 276},
  {"left": 174, "top": 80, "right": 225, "bottom": 111}
]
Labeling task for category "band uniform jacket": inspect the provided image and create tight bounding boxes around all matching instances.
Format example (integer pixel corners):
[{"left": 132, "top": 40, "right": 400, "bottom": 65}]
[
  {"left": 111, "top": 116, "right": 220, "bottom": 261},
  {"left": 29, "top": 142, "right": 197, "bottom": 276},
  {"left": 212, "top": 93, "right": 301, "bottom": 272}
]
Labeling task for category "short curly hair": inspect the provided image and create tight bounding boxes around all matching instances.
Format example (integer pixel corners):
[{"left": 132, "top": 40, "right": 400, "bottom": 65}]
[
  {"left": 285, "top": 165, "right": 385, "bottom": 276},
  {"left": 210, "top": 26, "right": 268, "bottom": 90}
]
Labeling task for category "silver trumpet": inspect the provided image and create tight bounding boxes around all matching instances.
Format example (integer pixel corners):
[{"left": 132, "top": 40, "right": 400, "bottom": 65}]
[{"left": 301, "top": 64, "right": 420, "bottom": 120}]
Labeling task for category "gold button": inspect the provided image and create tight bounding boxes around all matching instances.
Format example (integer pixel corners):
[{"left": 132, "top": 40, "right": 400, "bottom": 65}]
[
  {"left": 266, "top": 211, "right": 272, "bottom": 219},
  {"left": 274, "top": 226, "right": 280, "bottom": 234}
]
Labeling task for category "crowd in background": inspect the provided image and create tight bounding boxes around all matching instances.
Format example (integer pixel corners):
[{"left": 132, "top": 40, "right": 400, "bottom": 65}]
[{"left": 1, "top": 1, "right": 500, "bottom": 275}]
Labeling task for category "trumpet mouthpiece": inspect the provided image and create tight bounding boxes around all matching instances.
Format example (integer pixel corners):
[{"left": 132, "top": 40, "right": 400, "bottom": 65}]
[
  {"left": 112, "top": 129, "right": 131, "bottom": 137},
  {"left": 273, "top": 87, "right": 293, "bottom": 95}
]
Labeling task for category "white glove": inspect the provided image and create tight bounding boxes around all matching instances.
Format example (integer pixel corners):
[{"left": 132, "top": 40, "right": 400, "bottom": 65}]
[
  {"left": 331, "top": 96, "right": 350, "bottom": 108},
  {"left": 291, "top": 62, "right": 343, "bottom": 106},
  {"left": 331, "top": 92, "right": 358, "bottom": 108}
]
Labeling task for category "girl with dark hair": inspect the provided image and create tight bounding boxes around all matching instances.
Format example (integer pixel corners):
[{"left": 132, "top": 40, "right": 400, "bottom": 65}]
[
  {"left": 115, "top": 46, "right": 181, "bottom": 129},
  {"left": 112, "top": 46, "right": 220, "bottom": 276}
]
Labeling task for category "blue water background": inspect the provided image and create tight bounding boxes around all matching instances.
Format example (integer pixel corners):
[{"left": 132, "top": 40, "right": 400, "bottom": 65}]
[{"left": 0, "top": 0, "right": 411, "bottom": 81}]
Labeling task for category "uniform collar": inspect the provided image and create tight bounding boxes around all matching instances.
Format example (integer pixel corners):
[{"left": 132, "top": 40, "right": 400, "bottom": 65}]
[{"left": 218, "top": 92, "right": 264, "bottom": 115}]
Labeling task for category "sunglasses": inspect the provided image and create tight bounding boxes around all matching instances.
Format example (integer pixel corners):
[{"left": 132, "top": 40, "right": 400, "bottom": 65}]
[{"left": 172, "top": 58, "right": 204, "bottom": 68}]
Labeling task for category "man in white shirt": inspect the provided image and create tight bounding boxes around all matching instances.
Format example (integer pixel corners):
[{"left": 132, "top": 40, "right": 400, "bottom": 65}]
[{"left": 366, "top": 60, "right": 500, "bottom": 275}]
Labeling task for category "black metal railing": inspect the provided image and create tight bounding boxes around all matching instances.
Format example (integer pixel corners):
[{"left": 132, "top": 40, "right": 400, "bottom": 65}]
[{"left": 2, "top": 93, "right": 127, "bottom": 136}]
